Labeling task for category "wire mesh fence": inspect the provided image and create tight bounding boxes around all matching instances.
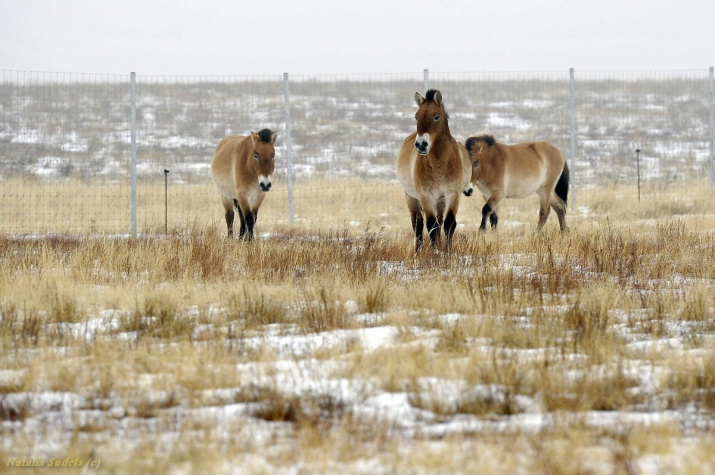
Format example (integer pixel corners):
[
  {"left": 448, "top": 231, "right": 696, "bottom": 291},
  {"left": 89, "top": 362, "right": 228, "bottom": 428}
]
[
  {"left": 1, "top": 69, "right": 713, "bottom": 235},
  {"left": 572, "top": 70, "right": 713, "bottom": 186}
]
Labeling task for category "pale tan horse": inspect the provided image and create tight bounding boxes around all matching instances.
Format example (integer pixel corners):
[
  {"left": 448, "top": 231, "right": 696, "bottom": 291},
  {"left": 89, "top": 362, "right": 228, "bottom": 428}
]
[
  {"left": 396, "top": 89, "right": 473, "bottom": 251},
  {"left": 464, "top": 134, "right": 569, "bottom": 231},
  {"left": 210, "top": 129, "right": 277, "bottom": 240}
]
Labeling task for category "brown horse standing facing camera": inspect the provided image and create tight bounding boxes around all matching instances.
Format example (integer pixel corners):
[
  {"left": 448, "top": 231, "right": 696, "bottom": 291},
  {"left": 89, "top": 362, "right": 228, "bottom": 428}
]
[
  {"left": 211, "top": 129, "right": 277, "bottom": 240},
  {"left": 464, "top": 134, "right": 569, "bottom": 231},
  {"left": 396, "top": 89, "right": 473, "bottom": 252}
]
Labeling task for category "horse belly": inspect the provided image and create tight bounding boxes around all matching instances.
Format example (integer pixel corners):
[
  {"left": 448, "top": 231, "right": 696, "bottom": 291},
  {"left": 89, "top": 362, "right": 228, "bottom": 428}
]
[
  {"left": 212, "top": 175, "right": 236, "bottom": 201},
  {"left": 211, "top": 136, "right": 243, "bottom": 200},
  {"left": 396, "top": 143, "right": 420, "bottom": 199},
  {"left": 506, "top": 173, "right": 544, "bottom": 199},
  {"left": 211, "top": 161, "right": 238, "bottom": 200}
]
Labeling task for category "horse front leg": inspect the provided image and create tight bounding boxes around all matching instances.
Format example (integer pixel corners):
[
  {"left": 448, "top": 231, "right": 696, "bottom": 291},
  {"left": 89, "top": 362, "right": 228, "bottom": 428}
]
[
  {"left": 234, "top": 199, "right": 247, "bottom": 239},
  {"left": 221, "top": 196, "right": 235, "bottom": 238},
  {"left": 246, "top": 195, "right": 266, "bottom": 241},
  {"left": 444, "top": 209, "right": 457, "bottom": 250},
  {"left": 480, "top": 194, "right": 502, "bottom": 231},
  {"left": 489, "top": 209, "right": 498, "bottom": 229},
  {"left": 236, "top": 197, "right": 256, "bottom": 241},
  {"left": 480, "top": 202, "right": 493, "bottom": 230},
  {"left": 226, "top": 211, "right": 235, "bottom": 238},
  {"left": 426, "top": 214, "right": 440, "bottom": 248},
  {"left": 419, "top": 197, "right": 441, "bottom": 249},
  {"left": 244, "top": 211, "right": 255, "bottom": 240},
  {"left": 412, "top": 212, "right": 425, "bottom": 252},
  {"left": 406, "top": 194, "right": 424, "bottom": 252}
]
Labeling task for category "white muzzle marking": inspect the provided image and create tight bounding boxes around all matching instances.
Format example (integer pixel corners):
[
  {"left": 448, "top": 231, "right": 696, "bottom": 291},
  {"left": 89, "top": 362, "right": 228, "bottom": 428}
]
[
  {"left": 259, "top": 175, "right": 272, "bottom": 192},
  {"left": 463, "top": 183, "right": 474, "bottom": 197}
]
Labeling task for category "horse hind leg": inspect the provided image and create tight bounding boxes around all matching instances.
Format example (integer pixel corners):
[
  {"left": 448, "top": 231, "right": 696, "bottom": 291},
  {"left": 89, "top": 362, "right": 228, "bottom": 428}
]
[
  {"left": 537, "top": 192, "right": 552, "bottom": 230},
  {"left": 550, "top": 193, "right": 567, "bottom": 232}
]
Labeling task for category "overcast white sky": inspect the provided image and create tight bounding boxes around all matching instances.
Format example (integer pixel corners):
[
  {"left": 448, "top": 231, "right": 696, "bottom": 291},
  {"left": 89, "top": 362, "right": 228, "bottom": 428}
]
[{"left": 1, "top": 0, "right": 713, "bottom": 75}]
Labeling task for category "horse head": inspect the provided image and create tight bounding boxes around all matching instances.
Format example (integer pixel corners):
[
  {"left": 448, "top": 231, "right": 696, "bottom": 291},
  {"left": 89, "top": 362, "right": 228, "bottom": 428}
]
[
  {"left": 250, "top": 129, "right": 277, "bottom": 192},
  {"left": 414, "top": 89, "right": 449, "bottom": 156},
  {"left": 465, "top": 134, "right": 496, "bottom": 184}
]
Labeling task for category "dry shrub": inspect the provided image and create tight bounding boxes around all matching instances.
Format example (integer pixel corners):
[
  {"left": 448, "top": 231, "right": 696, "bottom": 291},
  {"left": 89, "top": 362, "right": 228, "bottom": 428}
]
[
  {"left": 223, "top": 285, "right": 288, "bottom": 329},
  {"left": 41, "top": 280, "right": 84, "bottom": 324},
  {"left": 234, "top": 384, "right": 347, "bottom": 427},
  {"left": 0, "top": 395, "right": 31, "bottom": 422},
  {"left": 298, "top": 287, "right": 350, "bottom": 333},
  {"left": 358, "top": 277, "right": 391, "bottom": 314},
  {"left": 119, "top": 292, "right": 193, "bottom": 340},
  {"left": 663, "top": 352, "right": 715, "bottom": 414}
]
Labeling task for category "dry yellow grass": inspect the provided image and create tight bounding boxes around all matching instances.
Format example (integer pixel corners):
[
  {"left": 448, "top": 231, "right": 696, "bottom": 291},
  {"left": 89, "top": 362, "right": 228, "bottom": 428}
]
[{"left": 1, "top": 178, "right": 714, "bottom": 474}]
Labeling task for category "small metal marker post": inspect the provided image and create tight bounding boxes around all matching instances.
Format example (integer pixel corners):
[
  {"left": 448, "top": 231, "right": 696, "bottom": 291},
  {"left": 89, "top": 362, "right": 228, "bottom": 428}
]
[
  {"left": 164, "top": 169, "right": 170, "bottom": 235},
  {"left": 635, "top": 149, "right": 641, "bottom": 203}
]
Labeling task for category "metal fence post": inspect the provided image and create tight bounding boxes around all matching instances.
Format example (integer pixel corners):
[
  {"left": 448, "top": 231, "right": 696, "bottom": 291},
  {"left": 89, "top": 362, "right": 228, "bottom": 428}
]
[
  {"left": 130, "top": 72, "right": 137, "bottom": 237},
  {"left": 283, "top": 72, "right": 295, "bottom": 223},
  {"left": 423, "top": 69, "right": 429, "bottom": 93},
  {"left": 709, "top": 66, "right": 714, "bottom": 188},
  {"left": 164, "top": 169, "right": 170, "bottom": 235},
  {"left": 569, "top": 68, "right": 576, "bottom": 207},
  {"left": 636, "top": 148, "right": 641, "bottom": 203}
]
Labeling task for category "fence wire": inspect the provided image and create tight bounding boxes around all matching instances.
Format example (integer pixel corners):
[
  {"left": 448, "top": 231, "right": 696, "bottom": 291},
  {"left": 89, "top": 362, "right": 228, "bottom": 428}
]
[{"left": 1, "top": 69, "right": 713, "bottom": 235}]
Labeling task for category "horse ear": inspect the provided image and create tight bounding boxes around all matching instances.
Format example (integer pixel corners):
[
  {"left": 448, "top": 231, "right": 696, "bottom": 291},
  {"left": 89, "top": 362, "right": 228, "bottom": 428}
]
[
  {"left": 414, "top": 92, "right": 425, "bottom": 106},
  {"left": 250, "top": 131, "right": 259, "bottom": 146},
  {"left": 433, "top": 91, "right": 442, "bottom": 106},
  {"left": 270, "top": 131, "right": 278, "bottom": 144}
]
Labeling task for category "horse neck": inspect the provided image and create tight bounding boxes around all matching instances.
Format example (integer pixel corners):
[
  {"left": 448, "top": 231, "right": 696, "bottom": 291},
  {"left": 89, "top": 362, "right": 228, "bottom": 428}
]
[
  {"left": 431, "top": 121, "right": 454, "bottom": 156},
  {"left": 437, "top": 106, "right": 451, "bottom": 140},
  {"left": 239, "top": 143, "right": 257, "bottom": 176},
  {"left": 475, "top": 144, "right": 498, "bottom": 171}
]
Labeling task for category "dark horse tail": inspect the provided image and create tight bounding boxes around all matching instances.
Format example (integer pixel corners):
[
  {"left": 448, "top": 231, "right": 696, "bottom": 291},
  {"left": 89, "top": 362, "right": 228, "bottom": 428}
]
[{"left": 555, "top": 161, "right": 570, "bottom": 206}]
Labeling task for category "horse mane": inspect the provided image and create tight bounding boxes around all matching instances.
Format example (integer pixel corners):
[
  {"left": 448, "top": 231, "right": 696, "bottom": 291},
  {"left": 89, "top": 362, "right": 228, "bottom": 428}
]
[
  {"left": 465, "top": 134, "right": 496, "bottom": 154},
  {"left": 425, "top": 89, "right": 439, "bottom": 102},
  {"left": 256, "top": 128, "right": 274, "bottom": 143}
]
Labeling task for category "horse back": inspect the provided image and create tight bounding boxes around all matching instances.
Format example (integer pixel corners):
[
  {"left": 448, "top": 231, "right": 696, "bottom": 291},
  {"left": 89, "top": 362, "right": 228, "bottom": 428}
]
[
  {"left": 504, "top": 141, "right": 564, "bottom": 173},
  {"left": 503, "top": 141, "right": 566, "bottom": 194}
]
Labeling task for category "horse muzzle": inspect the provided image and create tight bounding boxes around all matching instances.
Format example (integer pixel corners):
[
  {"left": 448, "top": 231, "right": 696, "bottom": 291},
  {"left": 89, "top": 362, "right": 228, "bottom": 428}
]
[
  {"left": 259, "top": 177, "right": 272, "bottom": 192},
  {"left": 463, "top": 184, "right": 474, "bottom": 197},
  {"left": 415, "top": 134, "right": 431, "bottom": 155}
]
